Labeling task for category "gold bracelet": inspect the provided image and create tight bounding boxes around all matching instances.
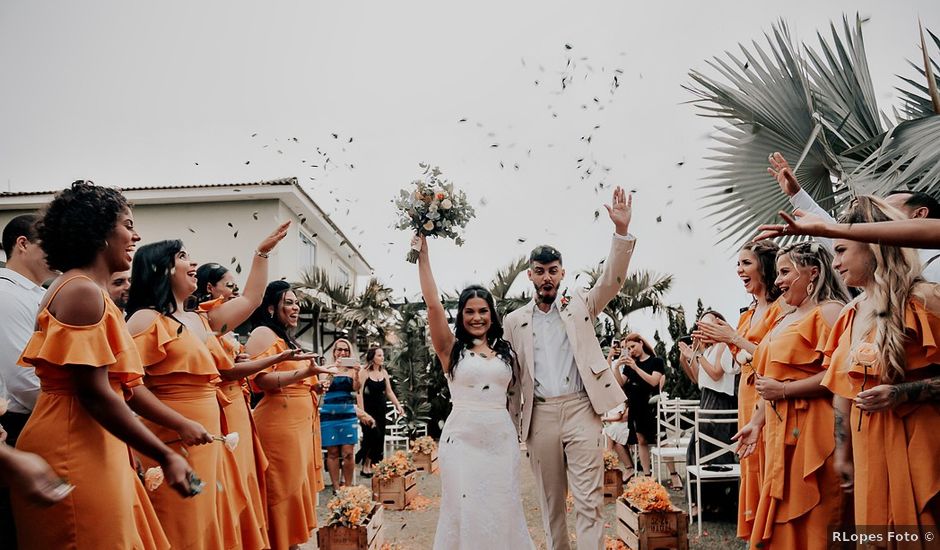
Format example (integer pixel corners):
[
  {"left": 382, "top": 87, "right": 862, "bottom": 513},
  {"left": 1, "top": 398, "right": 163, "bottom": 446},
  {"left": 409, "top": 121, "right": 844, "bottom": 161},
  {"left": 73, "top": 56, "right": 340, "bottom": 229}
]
[{"left": 255, "top": 250, "right": 269, "bottom": 259}]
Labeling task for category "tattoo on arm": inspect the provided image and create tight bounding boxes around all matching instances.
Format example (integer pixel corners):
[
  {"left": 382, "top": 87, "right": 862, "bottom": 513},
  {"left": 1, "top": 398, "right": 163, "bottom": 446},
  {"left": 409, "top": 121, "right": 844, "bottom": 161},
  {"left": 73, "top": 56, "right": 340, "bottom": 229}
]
[
  {"left": 896, "top": 377, "right": 940, "bottom": 404},
  {"left": 834, "top": 410, "right": 846, "bottom": 447}
]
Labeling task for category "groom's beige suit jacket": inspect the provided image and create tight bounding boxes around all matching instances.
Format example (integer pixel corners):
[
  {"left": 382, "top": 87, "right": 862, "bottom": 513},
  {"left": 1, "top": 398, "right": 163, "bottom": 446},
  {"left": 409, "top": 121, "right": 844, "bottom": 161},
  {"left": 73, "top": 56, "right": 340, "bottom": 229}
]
[{"left": 505, "top": 234, "right": 634, "bottom": 441}]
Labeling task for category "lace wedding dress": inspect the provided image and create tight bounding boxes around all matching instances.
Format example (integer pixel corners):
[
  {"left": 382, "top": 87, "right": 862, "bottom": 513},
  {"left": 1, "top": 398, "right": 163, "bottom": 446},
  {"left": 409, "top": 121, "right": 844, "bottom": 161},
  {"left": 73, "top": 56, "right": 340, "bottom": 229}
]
[{"left": 432, "top": 352, "right": 535, "bottom": 549}]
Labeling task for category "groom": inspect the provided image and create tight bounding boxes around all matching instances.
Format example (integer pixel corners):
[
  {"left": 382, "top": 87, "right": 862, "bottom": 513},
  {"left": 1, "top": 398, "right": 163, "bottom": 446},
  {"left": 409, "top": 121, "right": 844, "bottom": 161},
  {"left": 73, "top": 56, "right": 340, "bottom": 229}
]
[{"left": 505, "top": 186, "right": 634, "bottom": 550}]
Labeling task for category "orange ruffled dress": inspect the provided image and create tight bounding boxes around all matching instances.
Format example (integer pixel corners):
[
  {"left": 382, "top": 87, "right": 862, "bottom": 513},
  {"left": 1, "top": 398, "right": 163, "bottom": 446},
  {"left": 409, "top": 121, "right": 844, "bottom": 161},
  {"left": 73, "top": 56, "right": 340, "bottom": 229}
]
[
  {"left": 822, "top": 286, "right": 940, "bottom": 534},
  {"left": 133, "top": 314, "right": 249, "bottom": 550},
  {"left": 200, "top": 299, "right": 270, "bottom": 550},
  {"left": 734, "top": 299, "right": 782, "bottom": 540},
  {"left": 749, "top": 305, "right": 842, "bottom": 550},
  {"left": 249, "top": 337, "right": 319, "bottom": 550},
  {"left": 12, "top": 276, "right": 170, "bottom": 550}
]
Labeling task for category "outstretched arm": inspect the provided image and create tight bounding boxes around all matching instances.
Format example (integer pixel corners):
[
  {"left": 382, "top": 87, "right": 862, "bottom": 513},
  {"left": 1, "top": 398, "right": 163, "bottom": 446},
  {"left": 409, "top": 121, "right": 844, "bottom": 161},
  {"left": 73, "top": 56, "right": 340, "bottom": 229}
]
[
  {"left": 206, "top": 221, "right": 290, "bottom": 333},
  {"left": 415, "top": 235, "right": 456, "bottom": 371},
  {"left": 586, "top": 186, "right": 635, "bottom": 317},
  {"left": 758, "top": 210, "right": 940, "bottom": 250}
]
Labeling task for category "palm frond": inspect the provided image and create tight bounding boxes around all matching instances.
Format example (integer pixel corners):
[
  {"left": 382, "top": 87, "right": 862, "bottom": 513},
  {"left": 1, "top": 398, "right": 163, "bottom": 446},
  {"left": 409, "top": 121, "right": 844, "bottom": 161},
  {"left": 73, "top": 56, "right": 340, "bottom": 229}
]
[
  {"left": 488, "top": 256, "right": 528, "bottom": 300},
  {"left": 849, "top": 115, "right": 940, "bottom": 195},
  {"left": 897, "top": 27, "right": 940, "bottom": 120},
  {"left": 686, "top": 21, "right": 839, "bottom": 247}
]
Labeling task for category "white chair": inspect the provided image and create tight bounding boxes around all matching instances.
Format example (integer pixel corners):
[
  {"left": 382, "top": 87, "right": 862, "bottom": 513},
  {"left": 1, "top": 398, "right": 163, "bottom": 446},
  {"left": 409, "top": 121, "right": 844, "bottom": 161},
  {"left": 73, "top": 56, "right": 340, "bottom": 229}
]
[
  {"left": 649, "top": 398, "right": 699, "bottom": 482},
  {"left": 684, "top": 408, "right": 740, "bottom": 536},
  {"left": 384, "top": 405, "right": 408, "bottom": 455}
]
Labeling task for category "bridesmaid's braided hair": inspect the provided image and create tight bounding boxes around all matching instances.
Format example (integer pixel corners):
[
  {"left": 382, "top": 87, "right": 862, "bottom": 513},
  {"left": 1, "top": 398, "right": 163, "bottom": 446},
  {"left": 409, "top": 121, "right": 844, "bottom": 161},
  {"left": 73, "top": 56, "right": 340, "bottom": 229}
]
[{"left": 447, "top": 285, "right": 515, "bottom": 378}]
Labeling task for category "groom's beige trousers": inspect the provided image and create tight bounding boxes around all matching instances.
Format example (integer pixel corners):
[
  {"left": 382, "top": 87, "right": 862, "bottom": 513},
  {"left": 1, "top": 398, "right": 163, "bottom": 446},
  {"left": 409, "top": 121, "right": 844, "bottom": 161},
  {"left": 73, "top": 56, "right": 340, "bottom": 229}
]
[{"left": 527, "top": 391, "right": 605, "bottom": 550}]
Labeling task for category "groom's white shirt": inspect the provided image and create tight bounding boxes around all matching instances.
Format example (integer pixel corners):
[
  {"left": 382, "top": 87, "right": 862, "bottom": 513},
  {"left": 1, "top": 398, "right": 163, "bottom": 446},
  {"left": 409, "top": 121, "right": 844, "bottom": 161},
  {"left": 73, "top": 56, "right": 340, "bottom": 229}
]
[{"left": 532, "top": 299, "right": 582, "bottom": 398}]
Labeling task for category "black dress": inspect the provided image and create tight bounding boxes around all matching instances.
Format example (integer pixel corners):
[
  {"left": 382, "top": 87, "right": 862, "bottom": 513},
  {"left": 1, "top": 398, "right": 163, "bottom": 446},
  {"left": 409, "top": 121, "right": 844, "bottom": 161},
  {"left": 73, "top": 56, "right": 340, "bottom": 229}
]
[
  {"left": 356, "top": 376, "right": 388, "bottom": 464},
  {"left": 623, "top": 356, "right": 665, "bottom": 444}
]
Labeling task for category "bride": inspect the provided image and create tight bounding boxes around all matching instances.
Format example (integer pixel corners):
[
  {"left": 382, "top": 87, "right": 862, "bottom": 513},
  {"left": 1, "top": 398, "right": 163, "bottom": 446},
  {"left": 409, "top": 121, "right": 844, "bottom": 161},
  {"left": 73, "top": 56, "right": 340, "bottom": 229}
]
[{"left": 414, "top": 235, "right": 535, "bottom": 550}]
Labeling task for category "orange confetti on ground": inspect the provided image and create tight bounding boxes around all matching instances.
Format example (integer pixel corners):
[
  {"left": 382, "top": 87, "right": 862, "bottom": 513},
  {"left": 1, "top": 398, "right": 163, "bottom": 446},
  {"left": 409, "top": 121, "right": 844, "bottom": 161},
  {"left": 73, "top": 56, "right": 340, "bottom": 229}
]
[
  {"left": 604, "top": 536, "right": 628, "bottom": 550},
  {"left": 404, "top": 494, "right": 434, "bottom": 512}
]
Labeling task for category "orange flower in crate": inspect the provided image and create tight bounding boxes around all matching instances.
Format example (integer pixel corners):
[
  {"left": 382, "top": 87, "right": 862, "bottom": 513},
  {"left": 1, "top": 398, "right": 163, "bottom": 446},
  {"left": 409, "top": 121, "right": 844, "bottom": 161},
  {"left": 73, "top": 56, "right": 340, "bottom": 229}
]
[{"left": 372, "top": 451, "right": 417, "bottom": 510}]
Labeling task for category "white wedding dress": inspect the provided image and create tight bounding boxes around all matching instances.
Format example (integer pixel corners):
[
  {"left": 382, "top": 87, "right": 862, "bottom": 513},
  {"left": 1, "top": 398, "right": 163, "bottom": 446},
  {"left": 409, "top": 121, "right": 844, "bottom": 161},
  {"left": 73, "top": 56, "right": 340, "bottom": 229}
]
[{"left": 432, "top": 352, "right": 535, "bottom": 549}]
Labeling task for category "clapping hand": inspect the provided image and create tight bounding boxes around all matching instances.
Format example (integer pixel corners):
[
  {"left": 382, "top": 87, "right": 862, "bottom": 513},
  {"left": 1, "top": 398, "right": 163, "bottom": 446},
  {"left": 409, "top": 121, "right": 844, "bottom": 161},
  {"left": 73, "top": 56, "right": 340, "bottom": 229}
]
[
  {"left": 604, "top": 186, "right": 632, "bottom": 235},
  {"left": 677, "top": 341, "right": 694, "bottom": 362},
  {"left": 694, "top": 319, "right": 734, "bottom": 345}
]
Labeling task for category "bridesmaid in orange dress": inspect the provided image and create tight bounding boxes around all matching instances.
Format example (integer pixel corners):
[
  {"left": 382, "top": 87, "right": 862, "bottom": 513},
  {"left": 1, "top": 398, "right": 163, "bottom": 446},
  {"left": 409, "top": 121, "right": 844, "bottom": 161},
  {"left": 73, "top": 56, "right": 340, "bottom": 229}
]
[
  {"left": 822, "top": 196, "right": 940, "bottom": 540},
  {"left": 694, "top": 240, "right": 782, "bottom": 540},
  {"left": 125, "top": 227, "right": 288, "bottom": 550},
  {"left": 193, "top": 251, "right": 310, "bottom": 550},
  {"left": 12, "top": 182, "right": 193, "bottom": 549},
  {"left": 734, "top": 242, "right": 850, "bottom": 549},
  {"left": 245, "top": 281, "right": 335, "bottom": 550}
]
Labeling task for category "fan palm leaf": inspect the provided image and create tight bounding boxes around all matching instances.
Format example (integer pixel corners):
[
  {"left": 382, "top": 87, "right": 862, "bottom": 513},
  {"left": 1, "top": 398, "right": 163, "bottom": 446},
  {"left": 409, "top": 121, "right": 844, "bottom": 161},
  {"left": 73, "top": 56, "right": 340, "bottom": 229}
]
[{"left": 686, "top": 20, "right": 837, "bottom": 247}]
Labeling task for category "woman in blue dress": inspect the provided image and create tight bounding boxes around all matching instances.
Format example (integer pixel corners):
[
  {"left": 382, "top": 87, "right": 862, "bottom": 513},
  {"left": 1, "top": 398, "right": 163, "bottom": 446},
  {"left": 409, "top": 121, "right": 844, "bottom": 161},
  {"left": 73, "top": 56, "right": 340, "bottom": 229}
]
[{"left": 319, "top": 338, "right": 374, "bottom": 490}]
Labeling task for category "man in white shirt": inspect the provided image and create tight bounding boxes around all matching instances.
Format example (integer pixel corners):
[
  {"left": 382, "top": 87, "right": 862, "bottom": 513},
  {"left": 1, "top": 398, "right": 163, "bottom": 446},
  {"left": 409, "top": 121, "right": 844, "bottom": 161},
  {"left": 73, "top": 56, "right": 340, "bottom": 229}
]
[
  {"left": 0, "top": 214, "right": 56, "bottom": 549},
  {"left": 0, "top": 214, "right": 57, "bottom": 443},
  {"left": 505, "top": 187, "right": 634, "bottom": 550},
  {"left": 771, "top": 152, "right": 940, "bottom": 282}
]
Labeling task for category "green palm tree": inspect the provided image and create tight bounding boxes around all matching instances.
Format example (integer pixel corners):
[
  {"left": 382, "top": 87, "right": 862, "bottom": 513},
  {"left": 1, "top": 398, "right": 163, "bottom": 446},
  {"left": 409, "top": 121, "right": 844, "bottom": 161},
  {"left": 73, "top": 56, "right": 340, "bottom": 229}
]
[
  {"left": 687, "top": 15, "right": 940, "bottom": 246},
  {"left": 296, "top": 268, "right": 395, "bottom": 350},
  {"left": 581, "top": 266, "right": 675, "bottom": 340}
]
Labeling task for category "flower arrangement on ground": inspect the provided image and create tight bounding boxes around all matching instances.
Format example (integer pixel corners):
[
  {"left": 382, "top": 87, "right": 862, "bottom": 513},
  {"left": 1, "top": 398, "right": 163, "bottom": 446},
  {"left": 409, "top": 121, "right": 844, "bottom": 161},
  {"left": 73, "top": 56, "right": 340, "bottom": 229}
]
[
  {"left": 394, "top": 164, "right": 475, "bottom": 263},
  {"left": 410, "top": 436, "right": 437, "bottom": 455},
  {"left": 603, "top": 450, "right": 620, "bottom": 471},
  {"left": 326, "top": 485, "right": 375, "bottom": 527},
  {"left": 373, "top": 450, "right": 415, "bottom": 482},
  {"left": 622, "top": 476, "right": 674, "bottom": 511}
]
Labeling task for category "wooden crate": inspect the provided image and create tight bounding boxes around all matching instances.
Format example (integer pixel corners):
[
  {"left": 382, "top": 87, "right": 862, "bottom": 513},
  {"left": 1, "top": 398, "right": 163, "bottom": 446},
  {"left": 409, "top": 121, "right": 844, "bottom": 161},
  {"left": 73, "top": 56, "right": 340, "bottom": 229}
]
[
  {"left": 371, "top": 469, "right": 417, "bottom": 510},
  {"left": 616, "top": 497, "right": 688, "bottom": 550},
  {"left": 413, "top": 449, "right": 439, "bottom": 473},
  {"left": 604, "top": 468, "right": 624, "bottom": 504},
  {"left": 317, "top": 503, "right": 385, "bottom": 550}
]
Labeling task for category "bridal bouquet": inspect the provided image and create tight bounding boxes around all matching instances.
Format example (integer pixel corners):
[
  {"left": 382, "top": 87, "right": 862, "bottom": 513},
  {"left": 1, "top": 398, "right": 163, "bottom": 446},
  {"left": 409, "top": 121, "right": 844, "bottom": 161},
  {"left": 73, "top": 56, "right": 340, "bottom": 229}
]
[
  {"left": 325, "top": 485, "right": 375, "bottom": 527},
  {"left": 373, "top": 450, "right": 415, "bottom": 481},
  {"left": 410, "top": 436, "right": 437, "bottom": 455},
  {"left": 394, "top": 164, "right": 475, "bottom": 263}
]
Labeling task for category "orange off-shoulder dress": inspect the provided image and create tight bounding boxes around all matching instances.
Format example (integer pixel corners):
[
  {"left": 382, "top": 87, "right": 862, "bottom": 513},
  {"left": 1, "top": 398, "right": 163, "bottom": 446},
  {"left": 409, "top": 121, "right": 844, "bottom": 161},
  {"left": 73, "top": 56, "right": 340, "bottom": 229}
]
[
  {"left": 822, "top": 285, "right": 940, "bottom": 534},
  {"left": 12, "top": 276, "right": 170, "bottom": 550},
  {"left": 200, "top": 299, "right": 270, "bottom": 550},
  {"left": 133, "top": 314, "right": 249, "bottom": 550},
  {"left": 249, "top": 337, "right": 319, "bottom": 550},
  {"left": 734, "top": 299, "right": 782, "bottom": 540},
  {"left": 749, "top": 305, "right": 843, "bottom": 550}
]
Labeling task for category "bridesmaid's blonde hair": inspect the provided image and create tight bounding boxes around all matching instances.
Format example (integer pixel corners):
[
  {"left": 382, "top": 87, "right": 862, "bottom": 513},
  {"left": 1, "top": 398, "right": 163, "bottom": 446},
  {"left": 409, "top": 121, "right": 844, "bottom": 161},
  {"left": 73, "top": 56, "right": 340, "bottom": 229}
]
[{"left": 839, "top": 196, "right": 923, "bottom": 383}]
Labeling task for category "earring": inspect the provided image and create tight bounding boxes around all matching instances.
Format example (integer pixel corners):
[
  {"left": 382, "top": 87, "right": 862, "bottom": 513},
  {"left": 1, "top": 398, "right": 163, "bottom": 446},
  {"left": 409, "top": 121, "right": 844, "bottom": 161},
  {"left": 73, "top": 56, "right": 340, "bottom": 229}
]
[
  {"left": 105, "top": 240, "right": 110, "bottom": 248},
  {"left": 807, "top": 281, "right": 815, "bottom": 295}
]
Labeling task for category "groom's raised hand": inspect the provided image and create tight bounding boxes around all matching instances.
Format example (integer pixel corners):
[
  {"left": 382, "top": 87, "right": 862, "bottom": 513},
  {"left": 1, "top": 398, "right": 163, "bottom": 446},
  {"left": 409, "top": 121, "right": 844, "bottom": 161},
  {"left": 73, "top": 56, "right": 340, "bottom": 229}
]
[{"left": 604, "top": 186, "right": 632, "bottom": 236}]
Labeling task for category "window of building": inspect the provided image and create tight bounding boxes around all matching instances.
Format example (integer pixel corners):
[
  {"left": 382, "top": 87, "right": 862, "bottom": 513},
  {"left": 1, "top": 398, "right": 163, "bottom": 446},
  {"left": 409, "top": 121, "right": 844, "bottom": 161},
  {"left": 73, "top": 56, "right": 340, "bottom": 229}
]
[
  {"left": 337, "top": 266, "right": 350, "bottom": 289},
  {"left": 299, "top": 231, "right": 317, "bottom": 269}
]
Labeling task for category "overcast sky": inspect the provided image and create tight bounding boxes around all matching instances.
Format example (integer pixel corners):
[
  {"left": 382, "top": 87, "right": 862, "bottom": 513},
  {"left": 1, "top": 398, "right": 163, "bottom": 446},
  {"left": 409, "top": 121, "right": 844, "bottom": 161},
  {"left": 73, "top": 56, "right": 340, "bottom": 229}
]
[{"left": 2, "top": 1, "right": 938, "bottom": 339}]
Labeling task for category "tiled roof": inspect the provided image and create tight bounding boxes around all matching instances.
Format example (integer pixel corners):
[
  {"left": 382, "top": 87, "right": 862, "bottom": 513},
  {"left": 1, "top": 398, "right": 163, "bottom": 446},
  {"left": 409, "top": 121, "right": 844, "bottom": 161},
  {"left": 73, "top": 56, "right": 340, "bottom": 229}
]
[{"left": 0, "top": 177, "right": 297, "bottom": 197}]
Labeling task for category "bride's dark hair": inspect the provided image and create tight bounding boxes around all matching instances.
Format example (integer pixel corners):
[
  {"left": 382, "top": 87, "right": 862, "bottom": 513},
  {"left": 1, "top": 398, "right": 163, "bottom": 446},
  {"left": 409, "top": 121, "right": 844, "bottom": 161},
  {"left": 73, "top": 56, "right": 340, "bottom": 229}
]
[{"left": 448, "top": 285, "right": 514, "bottom": 377}]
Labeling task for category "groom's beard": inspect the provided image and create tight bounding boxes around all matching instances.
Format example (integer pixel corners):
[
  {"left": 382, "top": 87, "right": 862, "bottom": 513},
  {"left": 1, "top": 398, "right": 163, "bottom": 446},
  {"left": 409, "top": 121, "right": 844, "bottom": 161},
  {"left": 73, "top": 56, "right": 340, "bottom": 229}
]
[{"left": 536, "top": 286, "right": 557, "bottom": 304}]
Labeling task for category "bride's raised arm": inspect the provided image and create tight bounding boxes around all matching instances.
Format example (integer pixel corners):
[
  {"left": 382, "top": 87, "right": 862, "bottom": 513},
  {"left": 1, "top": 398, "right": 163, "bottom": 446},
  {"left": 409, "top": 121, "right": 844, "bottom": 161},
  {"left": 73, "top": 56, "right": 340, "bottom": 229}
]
[{"left": 414, "top": 235, "right": 456, "bottom": 372}]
